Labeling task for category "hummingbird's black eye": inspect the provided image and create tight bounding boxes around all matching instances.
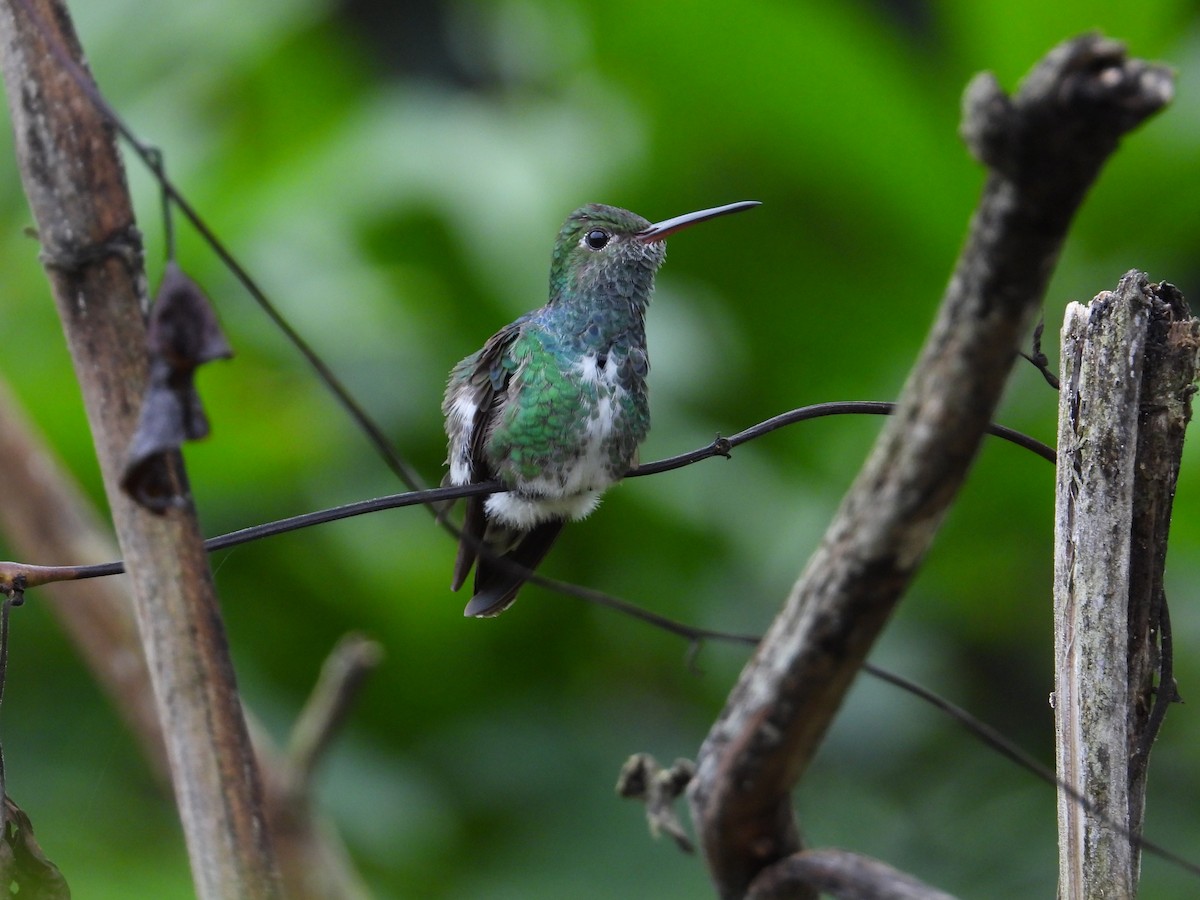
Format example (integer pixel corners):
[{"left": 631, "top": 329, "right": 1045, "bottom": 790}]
[{"left": 584, "top": 229, "right": 610, "bottom": 250}]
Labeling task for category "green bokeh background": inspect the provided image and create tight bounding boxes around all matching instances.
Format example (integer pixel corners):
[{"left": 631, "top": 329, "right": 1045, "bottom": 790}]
[{"left": 1, "top": 1, "right": 1199, "bottom": 896}]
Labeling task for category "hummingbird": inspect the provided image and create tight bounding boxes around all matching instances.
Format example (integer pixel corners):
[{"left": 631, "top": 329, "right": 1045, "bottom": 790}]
[{"left": 443, "top": 200, "right": 760, "bottom": 617}]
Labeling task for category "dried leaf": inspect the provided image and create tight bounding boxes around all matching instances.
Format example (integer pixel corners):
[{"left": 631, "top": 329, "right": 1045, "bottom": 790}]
[
  {"left": 121, "top": 264, "right": 232, "bottom": 512},
  {"left": 146, "top": 262, "right": 233, "bottom": 368},
  {"left": 1, "top": 797, "right": 70, "bottom": 899}
]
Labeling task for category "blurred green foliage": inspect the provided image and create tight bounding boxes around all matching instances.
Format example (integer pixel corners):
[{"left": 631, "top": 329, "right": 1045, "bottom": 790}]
[{"left": 0, "top": 0, "right": 1198, "bottom": 896}]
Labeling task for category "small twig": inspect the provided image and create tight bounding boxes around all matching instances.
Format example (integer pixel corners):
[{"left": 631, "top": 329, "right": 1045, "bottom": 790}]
[
  {"left": 149, "top": 147, "right": 177, "bottom": 263},
  {"left": 284, "top": 634, "right": 384, "bottom": 796},
  {"left": 629, "top": 401, "right": 1054, "bottom": 478},
  {"left": 1020, "top": 316, "right": 1061, "bottom": 389},
  {"left": 616, "top": 754, "right": 696, "bottom": 854}
]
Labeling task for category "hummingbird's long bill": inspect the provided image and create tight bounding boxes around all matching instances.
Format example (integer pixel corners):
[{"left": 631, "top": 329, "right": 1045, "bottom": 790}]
[{"left": 636, "top": 200, "right": 761, "bottom": 243}]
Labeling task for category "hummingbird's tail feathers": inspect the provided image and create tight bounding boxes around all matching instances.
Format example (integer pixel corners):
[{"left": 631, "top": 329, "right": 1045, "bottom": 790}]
[
  {"left": 450, "top": 495, "right": 487, "bottom": 592},
  {"left": 464, "top": 519, "right": 565, "bottom": 617}
]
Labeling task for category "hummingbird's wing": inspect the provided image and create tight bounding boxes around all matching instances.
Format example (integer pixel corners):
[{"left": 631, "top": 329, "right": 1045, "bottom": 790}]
[
  {"left": 444, "top": 317, "right": 568, "bottom": 616},
  {"left": 443, "top": 321, "right": 523, "bottom": 592}
]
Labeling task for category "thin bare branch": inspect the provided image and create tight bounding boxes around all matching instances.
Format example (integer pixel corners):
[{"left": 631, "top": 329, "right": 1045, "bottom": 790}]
[
  {"left": 284, "top": 634, "right": 384, "bottom": 794},
  {"left": 260, "top": 636, "right": 383, "bottom": 900},
  {"left": 0, "top": 2, "right": 282, "bottom": 896}
]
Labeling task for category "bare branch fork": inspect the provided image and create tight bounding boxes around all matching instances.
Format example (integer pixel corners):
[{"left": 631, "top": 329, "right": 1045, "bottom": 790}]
[{"left": 686, "top": 35, "right": 1174, "bottom": 899}]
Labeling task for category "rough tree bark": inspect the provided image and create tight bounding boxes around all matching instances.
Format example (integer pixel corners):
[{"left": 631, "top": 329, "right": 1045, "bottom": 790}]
[
  {"left": 1053, "top": 273, "right": 1197, "bottom": 899},
  {"left": 688, "top": 36, "right": 1174, "bottom": 900},
  {"left": 0, "top": 1, "right": 282, "bottom": 897}
]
